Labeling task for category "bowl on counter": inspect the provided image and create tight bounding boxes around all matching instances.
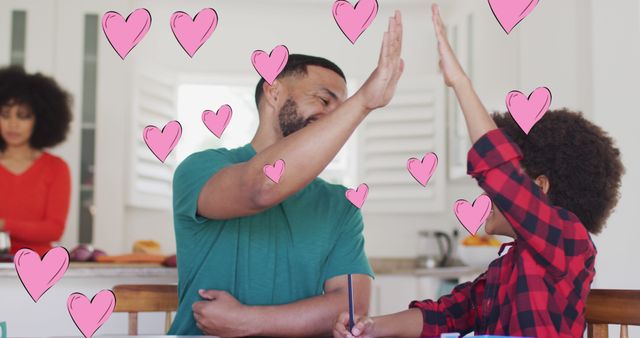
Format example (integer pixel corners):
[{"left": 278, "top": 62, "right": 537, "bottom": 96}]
[{"left": 458, "top": 244, "right": 501, "bottom": 267}]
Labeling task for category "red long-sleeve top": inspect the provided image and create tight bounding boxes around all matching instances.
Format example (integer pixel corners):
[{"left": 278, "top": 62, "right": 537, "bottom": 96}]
[{"left": 0, "top": 152, "right": 71, "bottom": 256}]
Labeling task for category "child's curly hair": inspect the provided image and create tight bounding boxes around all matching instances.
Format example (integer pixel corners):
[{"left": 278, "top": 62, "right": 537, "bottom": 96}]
[
  {"left": 493, "top": 109, "right": 624, "bottom": 234},
  {"left": 0, "top": 66, "right": 73, "bottom": 151}
]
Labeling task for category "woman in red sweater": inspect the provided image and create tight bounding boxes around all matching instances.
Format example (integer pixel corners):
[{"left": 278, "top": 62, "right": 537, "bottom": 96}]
[{"left": 0, "top": 66, "right": 72, "bottom": 257}]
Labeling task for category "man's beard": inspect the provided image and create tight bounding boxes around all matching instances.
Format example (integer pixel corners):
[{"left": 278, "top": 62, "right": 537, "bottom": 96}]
[{"left": 278, "top": 98, "right": 314, "bottom": 137}]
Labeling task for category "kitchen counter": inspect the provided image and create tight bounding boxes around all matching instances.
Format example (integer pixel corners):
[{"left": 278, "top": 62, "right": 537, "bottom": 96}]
[
  {"left": 368, "top": 257, "right": 486, "bottom": 278},
  {"left": 0, "top": 262, "right": 177, "bottom": 278},
  {"left": 0, "top": 258, "right": 485, "bottom": 279}
]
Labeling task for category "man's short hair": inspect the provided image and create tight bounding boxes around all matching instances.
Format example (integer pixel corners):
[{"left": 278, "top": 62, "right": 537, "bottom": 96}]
[{"left": 254, "top": 54, "right": 346, "bottom": 108}]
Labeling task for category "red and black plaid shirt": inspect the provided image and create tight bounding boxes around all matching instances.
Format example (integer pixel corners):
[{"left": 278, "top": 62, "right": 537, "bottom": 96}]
[{"left": 409, "top": 129, "right": 596, "bottom": 338}]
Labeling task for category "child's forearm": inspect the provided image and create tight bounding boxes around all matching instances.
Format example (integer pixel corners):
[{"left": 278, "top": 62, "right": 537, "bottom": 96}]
[
  {"left": 452, "top": 77, "right": 498, "bottom": 143},
  {"left": 370, "top": 308, "right": 424, "bottom": 338}
]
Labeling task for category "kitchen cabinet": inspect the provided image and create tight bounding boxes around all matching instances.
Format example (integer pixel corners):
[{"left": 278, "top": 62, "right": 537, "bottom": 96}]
[
  {"left": 0, "top": 263, "right": 177, "bottom": 337},
  {"left": 369, "top": 269, "right": 483, "bottom": 317},
  {"left": 370, "top": 275, "right": 419, "bottom": 316}
]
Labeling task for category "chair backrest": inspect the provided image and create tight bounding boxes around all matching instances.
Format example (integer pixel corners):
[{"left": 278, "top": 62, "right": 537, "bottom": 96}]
[
  {"left": 586, "top": 289, "right": 640, "bottom": 338},
  {"left": 113, "top": 284, "right": 178, "bottom": 335}
]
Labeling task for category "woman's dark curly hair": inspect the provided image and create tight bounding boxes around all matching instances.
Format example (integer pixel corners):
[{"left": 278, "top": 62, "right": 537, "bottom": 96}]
[
  {"left": 0, "top": 66, "right": 72, "bottom": 151},
  {"left": 493, "top": 109, "right": 624, "bottom": 234}
]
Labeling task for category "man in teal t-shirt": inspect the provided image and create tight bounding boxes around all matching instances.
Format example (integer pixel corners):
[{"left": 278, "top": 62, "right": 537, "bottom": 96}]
[{"left": 170, "top": 17, "right": 404, "bottom": 337}]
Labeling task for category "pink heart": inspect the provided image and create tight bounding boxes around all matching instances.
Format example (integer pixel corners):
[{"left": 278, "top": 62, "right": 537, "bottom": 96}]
[
  {"left": 202, "top": 105, "right": 232, "bottom": 138},
  {"left": 170, "top": 8, "right": 218, "bottom": 58},
  {"left": 263, "top": 159, "right": 286, "bottom": 183},
  {"left": 407, "top": 152, "right": 438, "bottom": 187},
  {"left": 454, "top": 195, "right": 493, "bottom": 235},
  {"left": 488, "top": 0, "right": 540, "bottom": 34},
  {"left": 346, "top": 183, "right": 369, "bottom": 209},
  {"left": 67, "top": 290, "right": 116, "bottom": 338},
  {"left": 506, "top": 87, "right": 552, "bottom": 134},
  {"left": 14, "top": 247, "right": 70, "bottom": 302},
  {"left": 332, "top": 0, "right": 378, "bottom": 44},
  {"left": 102, "top": 9, "right": 152, "bottom": 59},
  {"left": 143, "top": 120, "right": 182, "bottom": 163},
  {"left": 251, "top": 45, "right": 289, "bottom": 85}
]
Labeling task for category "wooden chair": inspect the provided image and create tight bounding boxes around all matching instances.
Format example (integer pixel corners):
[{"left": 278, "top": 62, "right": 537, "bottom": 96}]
[
  {"left": 113, "top": 284, "right": 178, "bottom": 335},
  {"left": 586, "top": 289, "right": 640, "bottom": 338}
]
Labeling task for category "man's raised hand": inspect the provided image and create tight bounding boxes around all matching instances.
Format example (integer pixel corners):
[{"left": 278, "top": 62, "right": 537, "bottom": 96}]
[{"left": 354, "top": 10, "right": 404, "bottom": 111}]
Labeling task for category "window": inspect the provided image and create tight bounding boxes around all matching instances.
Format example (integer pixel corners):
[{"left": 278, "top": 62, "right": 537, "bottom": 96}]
[
  {"left": 10, "top": 10, "right": 26, "bottom": 66},
  {"left": 175, "top": 83, "right": 258, "bottom": 162},
  {"left": 175, "top": 75, "right": 359, "bottom": 187}
]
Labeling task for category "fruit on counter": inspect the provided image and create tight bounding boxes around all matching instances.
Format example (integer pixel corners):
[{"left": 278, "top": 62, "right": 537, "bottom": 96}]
[
  {"left": 70, "top": 245, "right": 109, "bottom": 262},
  {"left": 462, "top": 235, "right": 501, "bottom": 247},
  {"left": 70, "top": 244, "right": 94, "bottom": 261},
  {"left": 133, "top": 240, "right": 163, "bottom": 255},
  {"left": 90, "top": 249, "right": 107, "bottom": 261},
  {"left": 162, "top": 254, "right": 177, "bottom": 267}
]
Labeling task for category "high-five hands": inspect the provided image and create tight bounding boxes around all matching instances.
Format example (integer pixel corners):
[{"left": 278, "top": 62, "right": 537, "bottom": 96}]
[
  {"left": 354, "top": 10, "right": 404, "bottom": 111},
  {"left": 432, "top": 4, "right": 468, "bottom": 88}
]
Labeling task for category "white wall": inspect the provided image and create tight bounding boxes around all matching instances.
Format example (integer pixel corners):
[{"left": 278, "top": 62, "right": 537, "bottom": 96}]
[
  {"left": 589, "top": 0, "right": 640, "bottom": 334},
  {"left": 590, "top": 0, "right": 640, "bottom": 294}
]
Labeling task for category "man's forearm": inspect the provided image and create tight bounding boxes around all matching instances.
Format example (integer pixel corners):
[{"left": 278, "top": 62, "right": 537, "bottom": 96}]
[
  {"left": 248, "top": 95, "right": 369, "bottom": 207},
  {"left": 452, "top": 78, "right": 498, "bottom": 143},
  {"left": 247, "top": 289, "right": 365, "bottom": 337}
]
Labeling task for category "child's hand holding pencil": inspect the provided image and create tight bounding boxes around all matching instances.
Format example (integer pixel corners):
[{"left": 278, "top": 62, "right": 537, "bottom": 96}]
[{"left": 333, "top": 312, "right": 375, "bottom": 338}]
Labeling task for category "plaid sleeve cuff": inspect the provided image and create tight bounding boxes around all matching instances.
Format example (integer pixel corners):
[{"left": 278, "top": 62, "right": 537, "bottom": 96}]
[
  {"left": 408, "top": 300, "right": 442, "bottom": 338},
  {"left": 467, "top": 128, "right": 523, "bottom": 176}
]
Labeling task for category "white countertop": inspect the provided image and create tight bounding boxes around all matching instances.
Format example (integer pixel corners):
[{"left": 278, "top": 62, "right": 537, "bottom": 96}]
[
  {"left": 0, "top": 262, "right": 177, "bottom": 278},
  {"left": 0, "top": 261, "right": 485, "bottom": 278}
]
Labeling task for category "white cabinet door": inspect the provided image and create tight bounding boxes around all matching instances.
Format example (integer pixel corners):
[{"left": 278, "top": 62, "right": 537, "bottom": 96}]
[{"left": 370, "top": 275, "right": 419, "bottom": 317}]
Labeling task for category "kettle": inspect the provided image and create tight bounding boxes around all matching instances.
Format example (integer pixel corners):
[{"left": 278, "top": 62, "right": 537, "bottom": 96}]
[
  {"left": 0, "top": 231, "right": 10, "bottom": 254},
  {"left": 417, "top": 230, "right": 452, "bottom": 268}
]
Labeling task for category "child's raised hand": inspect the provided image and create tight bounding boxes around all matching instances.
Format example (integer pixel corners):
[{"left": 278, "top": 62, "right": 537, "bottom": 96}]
[
  {"left": 431, "top": 4, "right": 468, "bottom": 88},
  {"left": 353, "top": 10, "right": 405, "bottom": 112},
  {"left": 333, "top": 312, "right": 375, "bottom": 338}
]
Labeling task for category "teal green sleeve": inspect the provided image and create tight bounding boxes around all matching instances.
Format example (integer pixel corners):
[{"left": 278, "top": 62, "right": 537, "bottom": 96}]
[
  {"left": 323, "top": 205, "right": 374, "bottom": 282},
  {"left": 172, "top": 150, "right": 231, "bottom": 224}
]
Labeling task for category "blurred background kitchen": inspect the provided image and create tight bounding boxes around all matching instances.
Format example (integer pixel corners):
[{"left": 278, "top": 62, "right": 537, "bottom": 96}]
[{"left": 1, "top": 0, "right": 639, "bottom": 336}]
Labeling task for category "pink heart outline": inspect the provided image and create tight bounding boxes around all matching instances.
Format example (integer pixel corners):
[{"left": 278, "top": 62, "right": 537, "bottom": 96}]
[
  {"left": 346, "top": 183, "right": 369, "bottom": 209},
  {"left": 251, "top": 45, "right": 290, "bottom": 85},
  {"left": 453, "top": 194, "right": 493, "bottom": 235},
  {"left": 14, "top": 247, "right": 70, "bottom": 303},
  {"left": 487, "top": 0, "right": 540, "bottom": 34},
  {"left": 407, "top": 152, "right": 439, "bottom": 187},
  {"left": 101, "top": 8, "right": 152, "bottom": 60},
  {"left": 67, "top": 290, "right": 116, "bottom": 338},
  {"left": 506, "top": 87, "right": 552, "bottom": 134},
  {"left": 332, "top": 0, "right": 379, "bottom": 44},
  {"left": 202, "top": 105, "right": 233, "bottom": 138},
  {"left": 142, "top": 120, "right": 183, "bottom": 163},
  {"left": 170, "top": 8, "right": 218, "bottom": 58},
  {"left": 263, "top": 159, "right": 286, "bottom": 184}
]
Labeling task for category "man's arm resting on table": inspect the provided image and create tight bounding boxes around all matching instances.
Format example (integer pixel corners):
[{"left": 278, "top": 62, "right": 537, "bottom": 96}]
[{"left": 249, "top": 274, "right": 372, "bottom": 337}]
